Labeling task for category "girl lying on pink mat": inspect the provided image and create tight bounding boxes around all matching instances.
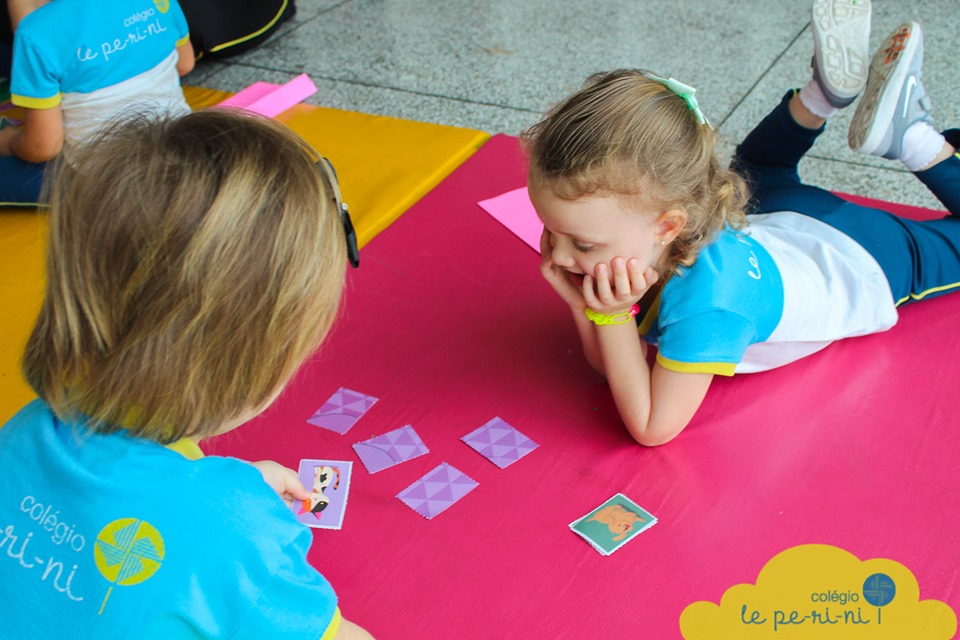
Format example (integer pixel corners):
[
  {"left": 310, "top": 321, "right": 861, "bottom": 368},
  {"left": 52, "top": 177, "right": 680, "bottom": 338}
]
[{"left": 524, "top": 0, "right": 960, "bottom": 445}]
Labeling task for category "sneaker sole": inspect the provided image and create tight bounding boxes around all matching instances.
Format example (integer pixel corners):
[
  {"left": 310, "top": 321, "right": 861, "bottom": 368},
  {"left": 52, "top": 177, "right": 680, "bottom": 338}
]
[
  {"left": 811, "top": 0, "right": 872, "bottom": 106},
  {"left": 849, "top": 22, "right": 923, "bottom": 155}
]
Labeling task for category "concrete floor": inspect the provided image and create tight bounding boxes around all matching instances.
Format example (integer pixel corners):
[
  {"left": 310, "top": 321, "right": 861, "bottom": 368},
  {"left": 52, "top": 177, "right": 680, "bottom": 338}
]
[{"left": 187, "top": 0, "right": 958, "bottom": 209}]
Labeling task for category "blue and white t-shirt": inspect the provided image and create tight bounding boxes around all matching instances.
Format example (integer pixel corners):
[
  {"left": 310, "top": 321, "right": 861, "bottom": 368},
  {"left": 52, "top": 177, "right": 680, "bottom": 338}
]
[
  {"left": 11, "top": 0, "right": 191, "bottom": 152},
  {"left": 0, "top": 400, "right": 342, "bottom": 640},
  {"left": 641, "top": 212, "right": 898, "bottom": 375}
]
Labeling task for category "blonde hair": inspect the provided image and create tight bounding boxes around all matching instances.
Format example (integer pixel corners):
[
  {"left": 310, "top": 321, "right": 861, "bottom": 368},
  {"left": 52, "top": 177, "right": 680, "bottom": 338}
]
[
  {"left": 522, "top": 69, "right": 749, "bottom": 274},
  {"left": 24, "top": 109, "right": 347, "bottom": 443}
]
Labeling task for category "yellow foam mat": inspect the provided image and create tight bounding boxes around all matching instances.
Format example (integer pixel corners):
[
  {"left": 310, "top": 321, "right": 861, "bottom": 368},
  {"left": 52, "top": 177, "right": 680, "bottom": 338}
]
[{"left": 0, "top": 85, "right": 489, "bottom": 423}]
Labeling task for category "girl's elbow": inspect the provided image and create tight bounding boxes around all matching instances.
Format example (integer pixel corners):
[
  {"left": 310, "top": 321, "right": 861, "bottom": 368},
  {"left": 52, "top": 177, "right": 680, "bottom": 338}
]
[
  {"left": 178, "top": 57, "right": 195, "bottom": 76},
  {"left": 41, "top": 138, "right": 63, "bottom": 160},
  {"left": 624, "top": 418, "right": 686, "bottom": 447},
  {"left": 34, "top": 143, "right": 61, "bottom": 162},
  {"left": 19, "top": 138, "right": 61, "bottom": 163},
  {"left": 631, "top": 430, "right": 681, "bottom": 447}
]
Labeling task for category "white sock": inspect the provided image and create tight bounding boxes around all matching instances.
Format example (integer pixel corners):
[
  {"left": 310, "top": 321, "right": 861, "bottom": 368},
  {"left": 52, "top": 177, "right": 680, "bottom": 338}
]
[
  {"left": 798, "top": 80, "right": 838, "bottom": 120},
  {"left": 901, "top": 122, "right": 946, "bottom": 172}
]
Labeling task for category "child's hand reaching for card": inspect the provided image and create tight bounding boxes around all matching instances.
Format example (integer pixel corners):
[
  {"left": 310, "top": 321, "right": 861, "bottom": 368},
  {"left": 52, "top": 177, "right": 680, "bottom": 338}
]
[{"left": 251, "top": 460, "right": 311, "bottom": 507}]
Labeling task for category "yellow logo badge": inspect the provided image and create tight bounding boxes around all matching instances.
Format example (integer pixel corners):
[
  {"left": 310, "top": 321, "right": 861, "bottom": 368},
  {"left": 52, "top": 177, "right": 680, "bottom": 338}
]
[
  {"left": 94, "top": 518, "right": 165, "bottom": 615},
  {"left": 680, "top": 544, "right": 956, "bottom": 639},
  {"left": 153, "top": 0, "right": 170, "bottom": 13}
]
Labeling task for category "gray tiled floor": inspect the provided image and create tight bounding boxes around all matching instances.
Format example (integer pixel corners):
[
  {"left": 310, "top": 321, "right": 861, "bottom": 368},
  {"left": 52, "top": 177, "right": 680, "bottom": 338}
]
[{"left": 186, "top": 0, "right": 958, "bottom": 207}]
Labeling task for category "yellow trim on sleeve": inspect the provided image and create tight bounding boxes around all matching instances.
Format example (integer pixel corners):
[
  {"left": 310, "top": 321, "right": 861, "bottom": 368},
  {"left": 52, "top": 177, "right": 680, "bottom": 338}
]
[
  {"left": 176, "top": 34, "right": 191, "bottom": 48},
  {"left": 10, "top": 93, "right": 61, "bottom": 110},
  {"left": 656, "top": 353, "right": 736, "bottom": 377},
  {"left": 319, "top": 607, "right": 342, "bottom": 640},
  {"left": 208, "top": 0, "right": 289, "bottom": 53},
  {"left": 164, "top": 437, "right": 205, "bottom": 460}
]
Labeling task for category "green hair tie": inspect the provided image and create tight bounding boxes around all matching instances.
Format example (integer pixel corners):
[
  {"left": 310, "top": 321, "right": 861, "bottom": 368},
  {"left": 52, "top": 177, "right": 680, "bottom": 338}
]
[{"left": 644, "top": 72, "right": 712, "bottom": 128}]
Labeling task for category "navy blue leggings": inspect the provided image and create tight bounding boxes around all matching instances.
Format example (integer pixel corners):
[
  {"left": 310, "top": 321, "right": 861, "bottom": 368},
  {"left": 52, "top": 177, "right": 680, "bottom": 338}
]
[{"left": 733, "top": 91, "right": 960, "bottom": 306}]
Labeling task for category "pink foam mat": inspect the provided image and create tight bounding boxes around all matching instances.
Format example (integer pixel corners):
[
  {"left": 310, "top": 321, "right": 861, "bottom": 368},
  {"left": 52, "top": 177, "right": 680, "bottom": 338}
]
[{"left": 203, "top": 134, "right": 960, "bottom": 638}]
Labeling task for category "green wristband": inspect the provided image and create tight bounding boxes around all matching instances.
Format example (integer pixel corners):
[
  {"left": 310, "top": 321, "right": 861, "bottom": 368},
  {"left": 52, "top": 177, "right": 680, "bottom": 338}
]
[{"left": 584, "top": 303, "right": 640, "bottom": 326}]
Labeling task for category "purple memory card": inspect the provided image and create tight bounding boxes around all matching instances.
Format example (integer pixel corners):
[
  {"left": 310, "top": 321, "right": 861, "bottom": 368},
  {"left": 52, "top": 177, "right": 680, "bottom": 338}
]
[
  {"left": 353, "top": 425, "right": 429, "bottom": 474},
  {"left": 461, "top": 417, "right": 538, "bottom": 469},
  {"left": 396, "top": 463, "right": 478, "bottom": 520},
  {"left": 307, "top": 387, "right": 378, "bottom": 435}
]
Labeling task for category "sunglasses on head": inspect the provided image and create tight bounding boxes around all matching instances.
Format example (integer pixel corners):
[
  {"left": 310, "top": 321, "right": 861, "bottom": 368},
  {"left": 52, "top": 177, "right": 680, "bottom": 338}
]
[{"left": 315, "top": 156, "right": 360, "bottom": 268}]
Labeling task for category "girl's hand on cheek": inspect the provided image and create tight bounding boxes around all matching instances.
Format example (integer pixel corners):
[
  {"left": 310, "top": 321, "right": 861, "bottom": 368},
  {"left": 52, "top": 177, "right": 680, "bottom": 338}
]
[
  {"left": 582, "top": 258, "right": 659, "bottom": 315},
  {"left": 539, "top": 229, "right": 586, "bottom": 310}
]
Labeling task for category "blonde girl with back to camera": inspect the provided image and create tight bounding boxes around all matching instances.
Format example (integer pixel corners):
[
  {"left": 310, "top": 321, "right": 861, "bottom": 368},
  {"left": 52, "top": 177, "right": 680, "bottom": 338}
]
[
  {"left": 0, "top": 108, "right": 373, "bottom": 638},
  {"left": 524, "top": 0, "right": 960, "bottom": 446}
]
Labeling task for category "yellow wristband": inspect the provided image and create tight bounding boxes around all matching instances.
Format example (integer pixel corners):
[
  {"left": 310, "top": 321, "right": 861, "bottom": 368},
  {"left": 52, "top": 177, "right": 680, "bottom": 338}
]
[{"left": 584, "top": 304, "right": 640, "bottom": 326}]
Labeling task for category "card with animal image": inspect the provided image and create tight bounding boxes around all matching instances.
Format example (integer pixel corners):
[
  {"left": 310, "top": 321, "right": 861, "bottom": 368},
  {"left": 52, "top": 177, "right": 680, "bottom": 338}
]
[
  {"left": 291, "top": 459, "right": 353, "bottom": 530},
  {"left": 569, "top": 493, "right": 657, "bottom": 556}
]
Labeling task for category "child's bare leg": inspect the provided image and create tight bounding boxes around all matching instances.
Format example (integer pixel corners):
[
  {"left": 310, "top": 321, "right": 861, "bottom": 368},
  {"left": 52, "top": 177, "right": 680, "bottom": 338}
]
[
  {"left": 789, "top": 93, "right": 826, "bottom": 131},
  {"left": 923, "top": 139, "right": 957, "bottom": 170}
]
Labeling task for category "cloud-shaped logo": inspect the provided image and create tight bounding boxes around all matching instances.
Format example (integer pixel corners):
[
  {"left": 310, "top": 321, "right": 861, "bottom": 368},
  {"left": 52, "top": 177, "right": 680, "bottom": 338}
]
[{"left": 680, "top": 544, "right": 955, "bottom": 639}]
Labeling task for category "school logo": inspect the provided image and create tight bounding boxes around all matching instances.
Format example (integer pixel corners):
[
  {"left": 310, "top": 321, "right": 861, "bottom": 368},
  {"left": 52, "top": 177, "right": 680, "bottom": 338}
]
[
  {"left": 152, "top": 0, "right": 170, "bottom": 14},
  {"left": 679, "top": 544, "right": 956, "bottom": 639},
  {"left": 93, "top": 518, "right": 165, "bottom": 615}
]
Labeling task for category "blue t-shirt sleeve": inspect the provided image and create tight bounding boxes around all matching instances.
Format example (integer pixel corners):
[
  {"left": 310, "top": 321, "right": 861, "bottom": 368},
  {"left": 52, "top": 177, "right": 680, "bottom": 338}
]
[
  {"left": 231, "top": 525, "right": 340, "bottom": 640},
  {"left": 168, "top": 0, "right": 190, "bottom": 43},
  {"left": 656, "top": 309, "right": 757, "bottom": 376},
  {"left": 10, "top": 26, "right": 63, "bottom": 107}
]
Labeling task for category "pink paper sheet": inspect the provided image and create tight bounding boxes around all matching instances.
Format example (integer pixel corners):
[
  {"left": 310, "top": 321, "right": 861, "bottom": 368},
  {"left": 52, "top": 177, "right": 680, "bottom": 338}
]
[
  {"left": 215, "top": 73, "right": 318, "bottom": 118},
  {"left": 477, "top": 186, "right": 542, "bottom": 253}
]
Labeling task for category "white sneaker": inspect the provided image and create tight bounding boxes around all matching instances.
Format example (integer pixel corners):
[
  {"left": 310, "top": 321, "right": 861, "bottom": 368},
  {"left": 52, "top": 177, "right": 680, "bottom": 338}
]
[
  {"left": 849, "top": 22, "right": 933, "bottom": 158},
  {"left": 811, "top": 0, "right": 872, "bottom": 108}
]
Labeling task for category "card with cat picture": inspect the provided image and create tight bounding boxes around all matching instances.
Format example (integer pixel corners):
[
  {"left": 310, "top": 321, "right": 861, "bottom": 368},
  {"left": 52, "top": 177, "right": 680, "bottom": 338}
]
[{"left": 291, "top": 459, "right": 353, "bottom": 530}]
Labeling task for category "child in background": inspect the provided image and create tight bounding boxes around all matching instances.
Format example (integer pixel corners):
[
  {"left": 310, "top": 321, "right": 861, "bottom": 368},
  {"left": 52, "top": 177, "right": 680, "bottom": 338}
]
[
  {"left": 0, "top": 0, "right": 194, "bottom": 205},
  {"left": 0, "top": 110, "right": 372, "bottom": 639},
  {"left": 6, "top": 0, "right": 46, "bottom": 30},
  {"left": 524, "top": 0, "right": 959, "bottom": 446}
]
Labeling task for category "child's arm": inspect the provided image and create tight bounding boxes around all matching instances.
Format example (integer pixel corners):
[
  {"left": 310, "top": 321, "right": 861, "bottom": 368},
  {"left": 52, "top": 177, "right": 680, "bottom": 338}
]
[
  {"left": 250, "top": 461, "right": 377, "bottom": 638},
  {"left": 335, "top": 619, "right": 376, "bottom": 639},
  {"left": 582, "top": 258, "right": 713, "bottom": 446},
  {"left": 0, "top": 104, "right": 63, "bottom": 161},
  {"left": 592, "top": 319, "right": 712, "bottom": 446},
  {"left": 176, "top": 40, "right": 195, "bottom": 76},
  {"left": 250, "top": 460, "right": 311, "bottom": 507},
  {"left": 6, "top": 0, "right": 48, "bottom": 31},
  {"left": 539, "top": 229, "right": 605, "bottom": 373}
]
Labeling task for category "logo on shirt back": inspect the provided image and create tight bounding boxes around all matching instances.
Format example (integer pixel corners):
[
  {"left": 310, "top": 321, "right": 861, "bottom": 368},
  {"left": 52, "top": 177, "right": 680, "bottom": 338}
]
[
  {"left": 153, "top": 0, "right": 170, "bottom": 13},
  {"left": 93, "top": 518, "right": 165, "bottom": 615}
]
